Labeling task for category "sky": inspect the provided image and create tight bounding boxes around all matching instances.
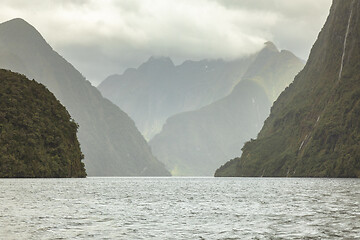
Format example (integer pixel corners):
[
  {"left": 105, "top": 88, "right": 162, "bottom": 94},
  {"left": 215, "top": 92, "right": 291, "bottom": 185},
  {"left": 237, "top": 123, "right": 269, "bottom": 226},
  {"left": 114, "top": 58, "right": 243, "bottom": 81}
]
[{"left": 0, "top": 0, "right": 332, "bottom": 86}]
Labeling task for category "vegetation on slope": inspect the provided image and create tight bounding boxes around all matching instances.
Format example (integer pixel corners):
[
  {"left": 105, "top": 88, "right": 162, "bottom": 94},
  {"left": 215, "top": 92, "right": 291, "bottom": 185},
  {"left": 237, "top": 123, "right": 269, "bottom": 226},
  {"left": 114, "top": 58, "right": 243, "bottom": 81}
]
[
  {"left": 215, "top": 0, "right": 360, "bottom": 178},
  {"left": 0, "top": 69, "right": 86, "bottom": 177}
]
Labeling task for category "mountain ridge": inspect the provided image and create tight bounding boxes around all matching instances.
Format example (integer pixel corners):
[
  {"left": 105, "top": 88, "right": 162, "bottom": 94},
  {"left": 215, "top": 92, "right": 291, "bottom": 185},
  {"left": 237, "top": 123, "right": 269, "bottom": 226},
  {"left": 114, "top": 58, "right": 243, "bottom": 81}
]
[
  {"left": 149, "top": 43, "right": 304, "bottom": 176},
  {"left": 98, "top": 51, "right": 258, "bottom": 140},
  {"left": 215, "top": 0, "right": 360, "bottom": 178},
  {"left": 0, "top": 18, "right": 170, "bottom": 176}
]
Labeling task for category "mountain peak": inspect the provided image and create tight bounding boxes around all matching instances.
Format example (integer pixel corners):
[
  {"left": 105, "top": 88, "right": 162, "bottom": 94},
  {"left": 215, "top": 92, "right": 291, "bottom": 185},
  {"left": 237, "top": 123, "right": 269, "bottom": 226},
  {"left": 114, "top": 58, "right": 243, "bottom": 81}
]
[
  {"left": 148, "top": 56, "right": 174, "bottom": 64},
  {"left": 0, "top": 18, "right": 36, "bottom": 32},
  {"left": 3, "top": 18, "right": 28, "bottom": 24},
  {"left": 263, "top": 41, "right": 279, "bottom": 52},
  {"left": 0, "top": 18, "right": 50, "bottom": 52},
  {"left": 139, "top": 56, "right": 175, "bottom": 70}
]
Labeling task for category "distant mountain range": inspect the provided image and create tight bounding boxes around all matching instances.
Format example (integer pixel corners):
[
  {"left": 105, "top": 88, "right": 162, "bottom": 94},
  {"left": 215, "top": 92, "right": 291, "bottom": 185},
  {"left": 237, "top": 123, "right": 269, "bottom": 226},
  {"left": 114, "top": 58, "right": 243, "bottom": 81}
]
[
  {"left": 0, "top": 18, "right": 170, "bottom": 176},
  {"left": 98, "top": 54, "right": 255, "bottom": 140},
  {"left": 216, "top": 0, "right": 360, "bottom": 178},
  {"left": 149, "top": 43, "right": 304, "bottom": 175}
]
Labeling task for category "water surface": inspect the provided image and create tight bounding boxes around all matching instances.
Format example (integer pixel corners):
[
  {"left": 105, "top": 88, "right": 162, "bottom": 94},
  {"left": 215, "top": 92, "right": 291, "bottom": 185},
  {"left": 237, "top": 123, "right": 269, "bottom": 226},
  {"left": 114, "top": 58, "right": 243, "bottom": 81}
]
[{"left": 0, "top": 177, "right": 359, "bottom": 239}]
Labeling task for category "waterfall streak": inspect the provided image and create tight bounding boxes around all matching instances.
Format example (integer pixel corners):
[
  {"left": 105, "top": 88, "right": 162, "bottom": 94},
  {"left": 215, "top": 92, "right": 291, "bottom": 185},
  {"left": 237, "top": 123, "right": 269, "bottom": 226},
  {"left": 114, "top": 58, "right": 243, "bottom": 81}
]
[
  {"left": 299, "top": 134, "right": 308, "bottom": 151},
  {"left": 338, "top": 0, "right": 355, "bottom": 81}
]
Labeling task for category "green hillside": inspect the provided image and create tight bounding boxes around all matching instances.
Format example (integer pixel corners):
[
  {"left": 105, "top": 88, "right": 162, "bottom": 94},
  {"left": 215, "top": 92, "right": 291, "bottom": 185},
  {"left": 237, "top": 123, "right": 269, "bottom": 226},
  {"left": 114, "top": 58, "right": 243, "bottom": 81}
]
[{"left": 0, "top": 69, "right": 86, "bottom": 177}]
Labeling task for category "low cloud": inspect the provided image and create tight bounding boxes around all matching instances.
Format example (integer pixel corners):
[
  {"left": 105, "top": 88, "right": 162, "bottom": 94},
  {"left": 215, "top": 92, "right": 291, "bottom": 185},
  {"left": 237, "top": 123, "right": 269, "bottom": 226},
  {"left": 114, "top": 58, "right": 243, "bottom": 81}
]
[{"left": 0, "top": 0, "right": 331, "bottom": 85}]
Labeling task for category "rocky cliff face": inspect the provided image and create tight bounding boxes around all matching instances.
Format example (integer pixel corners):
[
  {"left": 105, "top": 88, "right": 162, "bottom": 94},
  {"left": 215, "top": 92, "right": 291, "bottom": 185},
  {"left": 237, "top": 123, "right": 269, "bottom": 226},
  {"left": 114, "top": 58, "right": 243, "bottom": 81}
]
[
  {"left": 216, "top": 0, "right": 360, "bottom": 177},
  {"left": 0, "top": 18, "right": 170, "bottom": 176},
  {"left": 149, "top": 44, "right": 303, "bottom": 176}
]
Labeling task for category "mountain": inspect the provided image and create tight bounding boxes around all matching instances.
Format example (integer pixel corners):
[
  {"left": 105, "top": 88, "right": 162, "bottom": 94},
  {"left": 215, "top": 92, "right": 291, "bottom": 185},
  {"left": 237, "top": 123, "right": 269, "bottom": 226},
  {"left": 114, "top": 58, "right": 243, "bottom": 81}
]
[
  {"left": 98, "top": 55, "right": 255, "bottom": 140},
  {"left": 242, "top": 42, "right": 305, "bottom": 102},
  {"left": 149, "top": 44, "right": 304, "bottom": 176},
  {"left": 215, "top": 0, "right": 360, "bottom": 178},
  {"left": 0, "top": 18, "right": 170, "bottom": 176},
  {"left": 0, "top": 69, "right": 86, "bottom": 177}
]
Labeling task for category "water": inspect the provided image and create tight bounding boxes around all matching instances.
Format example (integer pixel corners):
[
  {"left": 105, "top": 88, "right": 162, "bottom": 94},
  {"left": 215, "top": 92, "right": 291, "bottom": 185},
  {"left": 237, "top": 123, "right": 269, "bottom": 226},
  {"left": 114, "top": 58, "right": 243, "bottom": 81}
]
[{"left": 0, "top": 177, "right": 359, "bottom": 240}]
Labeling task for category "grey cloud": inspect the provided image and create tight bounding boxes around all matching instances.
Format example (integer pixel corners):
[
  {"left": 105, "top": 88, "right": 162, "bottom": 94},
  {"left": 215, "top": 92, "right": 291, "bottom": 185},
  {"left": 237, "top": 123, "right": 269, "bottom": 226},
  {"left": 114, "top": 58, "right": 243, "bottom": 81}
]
[
  {"left": 0, "top": 0, "right": 332, "bottom": 85},
  {"left": 213, "top": 0, "right": 332, "bottom": 56},
  {"left": 214, "top": 0, "right": 331, "bottom": 17}
]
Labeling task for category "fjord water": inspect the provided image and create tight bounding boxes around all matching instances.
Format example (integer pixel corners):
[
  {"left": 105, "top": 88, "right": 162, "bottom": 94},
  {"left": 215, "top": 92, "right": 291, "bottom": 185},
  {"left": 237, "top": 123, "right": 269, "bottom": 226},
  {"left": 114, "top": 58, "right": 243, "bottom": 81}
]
[{"left": 1, "top": 178, "right": 359, "bottom": 239}]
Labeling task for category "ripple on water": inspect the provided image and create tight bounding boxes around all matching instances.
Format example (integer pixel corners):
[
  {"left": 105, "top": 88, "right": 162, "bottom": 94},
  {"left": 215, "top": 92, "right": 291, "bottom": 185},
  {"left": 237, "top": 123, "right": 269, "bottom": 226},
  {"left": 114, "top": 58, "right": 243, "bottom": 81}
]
[{"left": 0, "top": 177, "right": 359, "bottom": 239}]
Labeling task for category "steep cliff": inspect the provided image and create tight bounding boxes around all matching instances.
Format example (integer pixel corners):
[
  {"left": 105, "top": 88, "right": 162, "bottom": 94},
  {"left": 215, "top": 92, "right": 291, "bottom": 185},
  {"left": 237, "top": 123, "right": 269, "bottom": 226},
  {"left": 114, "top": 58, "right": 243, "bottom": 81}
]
[{"left": 216, "top": 0, "right": 360, "bottom": 177}]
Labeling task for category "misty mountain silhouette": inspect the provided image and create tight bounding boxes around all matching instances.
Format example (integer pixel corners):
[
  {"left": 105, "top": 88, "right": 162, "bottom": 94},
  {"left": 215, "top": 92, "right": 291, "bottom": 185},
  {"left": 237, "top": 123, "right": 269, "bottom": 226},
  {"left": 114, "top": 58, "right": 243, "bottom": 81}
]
[
  {"left": 0, "top": 18, "right": 170, "bottom": 176},
  {"left": 149, "top": 43, "right": 303, "bottom": 175},
  {"left": 98, "top": 54, "right": 256, "bottom": 140}
]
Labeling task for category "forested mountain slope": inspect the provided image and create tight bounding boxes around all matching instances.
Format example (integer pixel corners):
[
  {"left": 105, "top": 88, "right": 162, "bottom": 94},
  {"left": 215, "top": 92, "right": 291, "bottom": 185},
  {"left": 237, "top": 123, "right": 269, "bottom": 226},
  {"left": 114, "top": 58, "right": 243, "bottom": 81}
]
[{"left": 216, "top": 0, "right": 360, "bottom": 177}]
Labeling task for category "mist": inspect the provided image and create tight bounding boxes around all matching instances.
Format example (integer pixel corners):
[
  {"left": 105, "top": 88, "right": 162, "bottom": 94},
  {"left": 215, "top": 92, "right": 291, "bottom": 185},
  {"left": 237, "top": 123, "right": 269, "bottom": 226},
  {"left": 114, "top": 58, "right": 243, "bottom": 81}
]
[{"left": 0, "top": 0, "right": 331, "bottom": 85}]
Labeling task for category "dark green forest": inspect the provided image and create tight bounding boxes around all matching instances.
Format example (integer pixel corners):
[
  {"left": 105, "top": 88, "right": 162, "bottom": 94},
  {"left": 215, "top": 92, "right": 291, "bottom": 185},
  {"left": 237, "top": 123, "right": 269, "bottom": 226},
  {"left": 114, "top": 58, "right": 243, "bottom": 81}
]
[{"left": 0, "top": 69, "right": 86, "bottom": 177}]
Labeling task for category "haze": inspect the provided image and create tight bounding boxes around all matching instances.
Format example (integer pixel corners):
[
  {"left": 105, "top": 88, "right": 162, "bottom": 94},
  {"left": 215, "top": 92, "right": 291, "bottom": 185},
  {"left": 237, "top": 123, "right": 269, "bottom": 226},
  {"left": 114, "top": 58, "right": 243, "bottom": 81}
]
[{"left": 1, "top": 0, "right": 331, "bottom": 85}]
